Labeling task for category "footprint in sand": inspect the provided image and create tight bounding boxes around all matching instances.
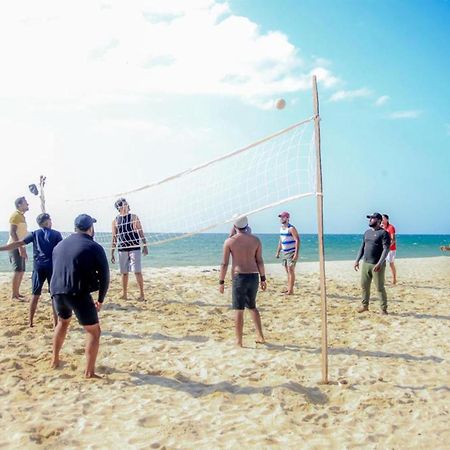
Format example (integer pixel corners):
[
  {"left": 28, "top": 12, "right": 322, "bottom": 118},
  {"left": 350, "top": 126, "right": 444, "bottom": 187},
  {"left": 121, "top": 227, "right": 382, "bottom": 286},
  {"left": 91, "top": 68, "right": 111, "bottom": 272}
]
[
  {"left": 3, "top": 330, "right": 21, "bottom": 337},
  {"left": 137, "top": 415, "right": 159, "bottom": 428}
]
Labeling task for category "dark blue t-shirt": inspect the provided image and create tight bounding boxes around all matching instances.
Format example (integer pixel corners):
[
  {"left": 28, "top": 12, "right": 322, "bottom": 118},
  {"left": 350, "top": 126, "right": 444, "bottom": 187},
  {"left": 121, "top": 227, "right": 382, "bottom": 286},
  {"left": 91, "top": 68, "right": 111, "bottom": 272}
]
[{"left": 23, "top": 228, "right": 63, "bottom": 269}]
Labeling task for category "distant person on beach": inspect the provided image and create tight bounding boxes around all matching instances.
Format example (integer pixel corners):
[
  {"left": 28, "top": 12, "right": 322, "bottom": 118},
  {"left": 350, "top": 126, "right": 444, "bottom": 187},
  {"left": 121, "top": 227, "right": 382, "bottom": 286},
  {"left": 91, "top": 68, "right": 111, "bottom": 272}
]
[
  {"left": 0, "top": 213, "right": 62, "bottom": 327},
  {"left": 354, "top": 213, "right": 391, "bottom": 315},
  {"left": 111, "top": 198, "right": 148, "bottom": 301},
  {"left": 275, "top": 212, "right": 300, "bottom": 295},
  {"left": 440, "top": 245, "right": 450, "bottom": 252},
  {"left": 8, "top": 197, "right": 29, "bottom": 300},
  {"left": 50, "top": 214, "right": 109, "bottom": 378},
  {"left": 382, "top": 214, "right": 397, "bottom": 284},
  {"left": 219, "top": 215, "right": 266, "bottom": 347}
]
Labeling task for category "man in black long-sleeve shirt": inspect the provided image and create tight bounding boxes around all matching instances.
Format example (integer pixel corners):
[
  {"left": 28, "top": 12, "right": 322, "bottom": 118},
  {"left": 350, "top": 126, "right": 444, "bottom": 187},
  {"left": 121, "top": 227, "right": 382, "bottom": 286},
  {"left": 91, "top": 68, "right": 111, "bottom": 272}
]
[
  {"left": 354, "top": 213, "right": 391, "bottom": 315},
  {"left": 50, "top": 214, "right": 109, "bottom": 378}
]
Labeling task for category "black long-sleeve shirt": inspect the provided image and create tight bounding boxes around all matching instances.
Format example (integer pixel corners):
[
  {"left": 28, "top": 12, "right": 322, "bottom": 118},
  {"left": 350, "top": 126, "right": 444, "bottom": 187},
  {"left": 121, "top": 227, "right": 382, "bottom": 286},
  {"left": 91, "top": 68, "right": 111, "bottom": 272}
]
[
  {"left": 355, "top": 228, "right": 391, "bottom": 265},
  {"left": 50, "top": 233, "right": 110, "bottom": 302}
]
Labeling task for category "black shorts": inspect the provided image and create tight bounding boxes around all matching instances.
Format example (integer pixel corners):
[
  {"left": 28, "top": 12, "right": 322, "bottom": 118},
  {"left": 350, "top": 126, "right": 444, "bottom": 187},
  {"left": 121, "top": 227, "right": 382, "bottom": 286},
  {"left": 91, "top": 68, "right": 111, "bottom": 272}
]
[
  {"left": 9, "top": 249, "right": 26, "bottom": 272},
  {"left": 32, "top": 266, "right": 53, "bottom": 295},
  {"left": 52, "top": 293, "right": 99, "bottom": 326},
  {"left": 232, "top": 273, "right": 259, "bottom": 310}
]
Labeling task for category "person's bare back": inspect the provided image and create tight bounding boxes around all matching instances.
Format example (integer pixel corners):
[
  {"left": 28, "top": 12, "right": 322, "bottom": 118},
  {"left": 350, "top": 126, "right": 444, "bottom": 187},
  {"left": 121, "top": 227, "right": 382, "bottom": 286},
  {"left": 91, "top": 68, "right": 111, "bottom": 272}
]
[{"left": 226, "top": 233, "right": 262, "bottom": 275}]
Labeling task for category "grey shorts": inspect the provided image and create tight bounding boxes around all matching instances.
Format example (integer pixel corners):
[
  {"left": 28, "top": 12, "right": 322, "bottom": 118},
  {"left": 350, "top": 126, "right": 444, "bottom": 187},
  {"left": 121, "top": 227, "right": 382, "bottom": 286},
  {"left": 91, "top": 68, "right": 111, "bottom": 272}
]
[
  {"left": 9, "top": 249, "right": 26, "bottom": 272},
  {"left": 118, "top": 249, "right": 142, "bottom": 274},
  {"left": 282, "top": 251, "right": 297, "bottom": 267}
]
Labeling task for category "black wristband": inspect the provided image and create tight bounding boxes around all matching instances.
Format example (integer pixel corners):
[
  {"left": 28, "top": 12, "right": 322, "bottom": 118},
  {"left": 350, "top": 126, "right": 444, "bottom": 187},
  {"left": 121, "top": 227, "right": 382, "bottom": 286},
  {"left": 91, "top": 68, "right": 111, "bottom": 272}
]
[
  {"left": 219, "top": 280, "right": 225, "bottom": 285},
  {"left": 260, "top": 275, "right": 266, "bottom": 282}
]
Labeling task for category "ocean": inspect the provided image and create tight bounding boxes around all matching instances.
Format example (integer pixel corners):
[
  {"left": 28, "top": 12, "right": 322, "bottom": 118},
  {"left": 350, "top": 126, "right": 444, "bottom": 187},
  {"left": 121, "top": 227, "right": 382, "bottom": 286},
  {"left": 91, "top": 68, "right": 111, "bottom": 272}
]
[{"left": 0, "top": 232, "right": 448, "bottom": 272}]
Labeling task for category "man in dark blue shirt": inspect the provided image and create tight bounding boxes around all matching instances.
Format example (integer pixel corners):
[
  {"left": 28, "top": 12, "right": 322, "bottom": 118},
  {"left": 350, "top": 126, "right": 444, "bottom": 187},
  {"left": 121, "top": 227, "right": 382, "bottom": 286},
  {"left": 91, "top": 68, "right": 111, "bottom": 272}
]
[
  {"left": 354, "top": 213, "right": 391, "bottom": 314},
  {"left": 0, "top": 212, "right": 63, "bottom": 327},
  {"left": 50, "top": 214, "right": 109, "bottom": 379}
]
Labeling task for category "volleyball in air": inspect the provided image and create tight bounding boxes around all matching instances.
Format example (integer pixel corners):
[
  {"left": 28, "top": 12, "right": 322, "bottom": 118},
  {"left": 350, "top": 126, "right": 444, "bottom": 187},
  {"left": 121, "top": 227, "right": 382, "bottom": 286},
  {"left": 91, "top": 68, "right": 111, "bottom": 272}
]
[{"left": 275, "top": 98, "right": 286, "bottom": 110}]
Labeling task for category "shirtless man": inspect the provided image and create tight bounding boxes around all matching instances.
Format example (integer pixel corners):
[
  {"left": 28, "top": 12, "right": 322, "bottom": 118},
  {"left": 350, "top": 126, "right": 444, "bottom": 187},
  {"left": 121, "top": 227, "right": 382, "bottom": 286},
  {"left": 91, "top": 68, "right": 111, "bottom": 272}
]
[{"left": 219, "top": 216, "right": 266, "bottom": 347}]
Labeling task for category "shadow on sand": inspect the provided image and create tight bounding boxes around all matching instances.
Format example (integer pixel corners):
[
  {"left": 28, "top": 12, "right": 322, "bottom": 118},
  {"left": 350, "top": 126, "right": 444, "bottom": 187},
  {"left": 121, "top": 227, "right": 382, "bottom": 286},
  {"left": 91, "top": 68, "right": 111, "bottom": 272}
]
[{"left": 128, "top": 373, "right": 328, "bottom": 403}]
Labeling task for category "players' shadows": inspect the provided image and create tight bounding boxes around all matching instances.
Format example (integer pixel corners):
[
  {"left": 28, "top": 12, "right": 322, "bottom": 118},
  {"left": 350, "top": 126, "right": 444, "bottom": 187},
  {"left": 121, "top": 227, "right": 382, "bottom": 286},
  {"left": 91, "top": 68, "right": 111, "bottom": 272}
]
[
  {"left": 161, "top": 299, "right": 226, "bottom": 308},
  {"left": 327, "top": 293, "right": 358, "bottom": 302},
  {"left": 103, "top": 302, "right": 144, "bottom": 312},
  {"left": 394, "top": 384, "right": 450, "bottom": 392},
  {"left": 263, "top": 343, "right": 444, "bottom": 363},
  {"left": 103, "top": 330, "right": 209, "bottom": 343},
  {"left": 128, "top": 373, "right": 328, "bottom": 403},
  {"left": 389, "top": 312, "right": 450, "bottom": 321}
]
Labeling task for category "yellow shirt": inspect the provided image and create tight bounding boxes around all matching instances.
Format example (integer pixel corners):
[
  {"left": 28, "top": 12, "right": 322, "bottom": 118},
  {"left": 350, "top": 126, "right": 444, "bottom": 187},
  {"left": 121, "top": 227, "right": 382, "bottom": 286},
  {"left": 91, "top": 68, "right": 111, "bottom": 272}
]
[{"left": 8, "top": 210, "right": 28, "bottom": 244}]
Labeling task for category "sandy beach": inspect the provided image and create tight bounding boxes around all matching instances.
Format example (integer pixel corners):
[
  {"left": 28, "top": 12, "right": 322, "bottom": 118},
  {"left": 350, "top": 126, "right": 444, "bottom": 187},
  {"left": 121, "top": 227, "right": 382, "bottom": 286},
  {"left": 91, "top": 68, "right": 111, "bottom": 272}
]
[{"left": 0, "top": 256, "right": 449, "bottom": 449}]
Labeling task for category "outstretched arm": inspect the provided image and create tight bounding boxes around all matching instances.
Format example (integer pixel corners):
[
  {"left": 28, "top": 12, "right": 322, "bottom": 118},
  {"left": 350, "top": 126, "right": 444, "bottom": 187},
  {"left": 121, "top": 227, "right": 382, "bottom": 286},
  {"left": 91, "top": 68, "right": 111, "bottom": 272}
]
[{"left": 0, "top": 240, "right": 25, "bottom": 252}]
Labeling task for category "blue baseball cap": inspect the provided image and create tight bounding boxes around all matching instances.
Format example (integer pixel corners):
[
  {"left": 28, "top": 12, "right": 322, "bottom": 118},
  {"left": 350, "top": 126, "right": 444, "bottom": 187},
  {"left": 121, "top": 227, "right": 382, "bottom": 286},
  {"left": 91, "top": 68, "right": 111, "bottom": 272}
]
[{"left": 74, "top": 214, "right": 97, "bottom": 231}]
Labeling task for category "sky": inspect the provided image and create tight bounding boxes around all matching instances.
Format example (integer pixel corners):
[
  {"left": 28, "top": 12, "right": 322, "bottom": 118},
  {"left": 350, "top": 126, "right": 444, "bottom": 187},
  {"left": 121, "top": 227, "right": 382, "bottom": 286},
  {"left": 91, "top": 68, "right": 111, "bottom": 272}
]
[{"left": 0, "top": 0, "right": 449, "bottom": 235}]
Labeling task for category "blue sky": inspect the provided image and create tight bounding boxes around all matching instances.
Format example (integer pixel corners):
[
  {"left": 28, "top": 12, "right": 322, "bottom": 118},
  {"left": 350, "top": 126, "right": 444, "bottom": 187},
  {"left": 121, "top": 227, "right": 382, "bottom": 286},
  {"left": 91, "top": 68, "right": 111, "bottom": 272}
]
[{"left": 0, "top": 0, "right": 448, "bottom": 234}]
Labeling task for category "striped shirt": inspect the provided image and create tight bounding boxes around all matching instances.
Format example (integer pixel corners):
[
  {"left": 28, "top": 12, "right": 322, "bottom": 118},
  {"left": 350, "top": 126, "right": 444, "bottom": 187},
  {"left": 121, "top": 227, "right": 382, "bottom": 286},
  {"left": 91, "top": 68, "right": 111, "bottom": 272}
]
[{"left": 280, "top": 224, "right": 297, "bottom": 253}]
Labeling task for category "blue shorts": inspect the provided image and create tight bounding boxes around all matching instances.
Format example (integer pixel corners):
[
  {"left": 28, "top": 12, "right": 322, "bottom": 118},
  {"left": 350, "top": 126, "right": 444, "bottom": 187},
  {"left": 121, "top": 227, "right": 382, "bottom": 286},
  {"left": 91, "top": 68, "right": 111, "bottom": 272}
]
[{"left": 32, "top": 266, "right": 53, "bottom": 295}]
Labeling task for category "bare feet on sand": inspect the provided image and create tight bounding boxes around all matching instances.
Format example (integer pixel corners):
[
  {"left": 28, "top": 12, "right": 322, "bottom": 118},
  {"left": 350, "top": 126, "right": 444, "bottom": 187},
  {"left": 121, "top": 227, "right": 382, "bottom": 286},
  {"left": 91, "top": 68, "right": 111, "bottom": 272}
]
[
  {"left": 50, "top": 359, "right": 60, "bottom": 369},
  {"left": 120, "top": 294, "right": 128, "bottom": 300},
  {"left": 255, "top": 339, "right": 266, "bottom": 344},
  {"left": 85, "top": 372, "right": 103, "bottom": 379},
  {"left": 12, "top": 295, "right": 27, "bottom": 302}
]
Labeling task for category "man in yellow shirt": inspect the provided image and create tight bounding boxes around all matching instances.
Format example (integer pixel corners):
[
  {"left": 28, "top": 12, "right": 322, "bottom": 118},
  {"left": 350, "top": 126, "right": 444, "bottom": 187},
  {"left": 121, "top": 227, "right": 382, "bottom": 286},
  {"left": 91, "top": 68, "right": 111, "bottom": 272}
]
[{"left": 8, "top": 197, "right": 29, "bottom": 300}]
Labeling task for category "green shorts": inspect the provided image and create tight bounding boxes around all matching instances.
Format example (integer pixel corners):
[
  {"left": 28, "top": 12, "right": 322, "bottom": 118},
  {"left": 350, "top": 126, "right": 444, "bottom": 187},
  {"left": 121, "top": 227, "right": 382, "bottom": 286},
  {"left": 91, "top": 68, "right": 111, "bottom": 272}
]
[
  {"left": 9, "top": 249, "right": 26, "bottom": 272},
  {"left": 282, "top": 251, "right": 297, "bottom": 267}
]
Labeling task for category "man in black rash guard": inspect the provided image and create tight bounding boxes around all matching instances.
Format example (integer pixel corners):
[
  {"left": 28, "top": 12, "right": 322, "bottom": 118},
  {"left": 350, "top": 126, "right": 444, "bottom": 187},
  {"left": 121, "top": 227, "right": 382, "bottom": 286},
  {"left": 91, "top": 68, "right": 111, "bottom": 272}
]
[
  {"left": 354, "top": 213, "right": 391, "bottom": 315},
  {"left": 50, "top": 214, "right": 109, "bottom": 378}
]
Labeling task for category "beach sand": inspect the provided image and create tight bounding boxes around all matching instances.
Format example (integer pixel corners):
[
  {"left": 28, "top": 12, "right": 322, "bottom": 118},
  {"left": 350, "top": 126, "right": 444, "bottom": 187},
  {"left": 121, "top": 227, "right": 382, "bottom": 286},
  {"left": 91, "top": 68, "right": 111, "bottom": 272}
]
[{"left": 0, "top": 257, "right": 449, "bottom": 449}]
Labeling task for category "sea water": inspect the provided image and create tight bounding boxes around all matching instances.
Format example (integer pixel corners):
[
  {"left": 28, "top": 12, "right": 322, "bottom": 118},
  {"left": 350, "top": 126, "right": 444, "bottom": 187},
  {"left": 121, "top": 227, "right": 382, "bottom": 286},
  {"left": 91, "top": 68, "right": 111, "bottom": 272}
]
[{"left": 0, "top": 231, "right": 448, "bottom": 272}]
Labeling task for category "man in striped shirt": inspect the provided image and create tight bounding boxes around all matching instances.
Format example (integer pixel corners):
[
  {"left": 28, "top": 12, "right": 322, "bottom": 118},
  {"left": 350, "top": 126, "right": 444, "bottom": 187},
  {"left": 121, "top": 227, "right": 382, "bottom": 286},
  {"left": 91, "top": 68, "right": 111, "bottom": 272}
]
[{"left": 275, "top": 211, "right": 300, "bottom": 295}]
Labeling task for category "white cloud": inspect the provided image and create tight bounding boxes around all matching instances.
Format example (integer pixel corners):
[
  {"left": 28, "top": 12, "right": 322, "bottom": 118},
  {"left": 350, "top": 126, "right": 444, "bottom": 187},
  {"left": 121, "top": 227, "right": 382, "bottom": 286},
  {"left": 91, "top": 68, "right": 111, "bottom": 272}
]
[
  {"left": 387, "top": 110, "right": 422, "bottom": 120},
  {"left": 0, "top": 0, "right": 339, "bottom": 108},
  {"left": 374, "top": 95, "right": 390, "bottom": 106},
  {"left": 329, "top": 88, "right": 372, "bottom": 102}
]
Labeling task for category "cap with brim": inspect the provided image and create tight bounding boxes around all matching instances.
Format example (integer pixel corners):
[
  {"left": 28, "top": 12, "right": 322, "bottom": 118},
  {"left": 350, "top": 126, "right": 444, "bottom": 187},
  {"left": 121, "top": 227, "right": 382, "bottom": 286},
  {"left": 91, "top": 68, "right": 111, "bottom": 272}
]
[
  {"left": 278, "top": 211, "right": 290, "bottom": 218},
  {"left": 366, "top": 213, "right": 382, "bottom": 220},
  {"left": 36, "top": 213, "right": 50, "bottom": 226},
  {"left": 75, "top": 214, "right": 97, "bottom": 231},
  {"left": 234, "top": 216, "right": 248, "bottom": 229}
]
